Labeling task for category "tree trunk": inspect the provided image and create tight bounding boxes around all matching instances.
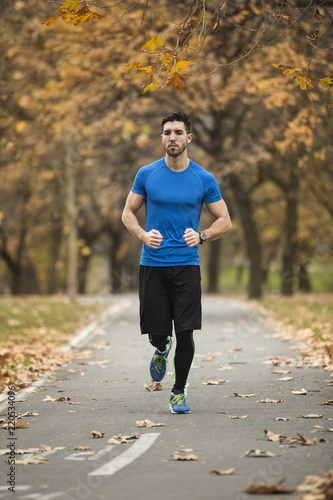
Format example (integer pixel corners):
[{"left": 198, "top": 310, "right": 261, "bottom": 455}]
[
  {"left": 65, "top": 135, "right": 78, "bottom": 301},
  {"left": 78, "top": 254, "right": 91, "bottom": 294},
  {"left": 281, "top": 170, "right": 299, "bottom": 296},
  {"left": 207, "top": 239, "right": 221, "bottom": 294},
  {"left": 298, "top": 262, "right": 311, "bottom": 292},
  {"left": 229, "top": 173, "right": 262, "bottom": 299},
  {"left": 47, "top": 218, "right": 62, "bottom": 294},
  {"left": 109, "top": 230, "right": 123, "bottom": 293}
]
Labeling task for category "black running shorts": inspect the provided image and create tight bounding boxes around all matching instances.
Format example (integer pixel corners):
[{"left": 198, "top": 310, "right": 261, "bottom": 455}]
[{"left": 139, "top": 265, "right": 202, "bottom": 336}]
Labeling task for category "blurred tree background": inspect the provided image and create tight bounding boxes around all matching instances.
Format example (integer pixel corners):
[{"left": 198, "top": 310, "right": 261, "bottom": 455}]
[{"left": 0, "top": 0, "right": 332, "bottom": 300}]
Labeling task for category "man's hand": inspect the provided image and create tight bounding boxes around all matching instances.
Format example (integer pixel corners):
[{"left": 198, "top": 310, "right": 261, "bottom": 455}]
[
  {"left": 183, "top": 228, "right": 200, "bottom": 248},
  {"left": 144, "top": 229, "right": 163, "bottom": 249}
]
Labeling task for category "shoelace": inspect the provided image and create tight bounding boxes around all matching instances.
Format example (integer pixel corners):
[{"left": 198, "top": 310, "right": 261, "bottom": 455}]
[
  {"left": 153, "top": 354, "right": 166, "bottom": 374},
  {"left": 169, "top": 393, "right": 185, "bottom": 407}
]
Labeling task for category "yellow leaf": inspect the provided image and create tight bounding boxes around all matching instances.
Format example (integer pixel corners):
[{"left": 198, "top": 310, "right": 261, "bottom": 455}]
[
  {"left": 166, "top": 73, "right": 186, "bottom": 93},
  {"left": 138, "top": 66, "right": 154, "bottom": 74},
  {"left": 320, "top": 77, "right": 333, "bottom": 88},
  {"left": 15, "top": 121, "right": 27, "bottom": 133},
  {"left": 143, "top": 75, "right": 159, "bottom": 93},
  {"left": 42, "top": 14, "right": 60, "bottom": 26},
  {"left": 296, "top": 75, "right": 307, "bottom": 90},
  {"left": 59, "top": 0, "right": 80, "bottom": 13},
  {"left": 139, "top": 37, "right": 164, "bottom": 52},
  {"left": 169, "top": 60, "right": 193, "bottom": 74},
  {"left": 61, "top": 12, "right": 79, "bottom": 24},
  {"left": 122, "top": 62, "right": 140, "bottom": 71}
]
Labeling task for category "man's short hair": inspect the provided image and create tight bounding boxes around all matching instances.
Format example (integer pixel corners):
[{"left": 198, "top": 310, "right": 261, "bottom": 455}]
[{"left": 161, "top": 112, "right": 191, "bottom": 135}]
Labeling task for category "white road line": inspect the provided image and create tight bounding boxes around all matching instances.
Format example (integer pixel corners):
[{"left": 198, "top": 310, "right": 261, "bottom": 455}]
[
  {"left": 89, "top": 433, "right": 160, "bottom": 476},
  {"left": 88, "top": 444, "right": 115, "bottom": 460}
]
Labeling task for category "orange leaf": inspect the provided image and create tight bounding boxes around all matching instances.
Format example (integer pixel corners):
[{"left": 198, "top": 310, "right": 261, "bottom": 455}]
[
  {"left": 166, "top": 73, "right": 186, "bottom": 93},
  {"left": 42, "top": 15, "right": 60, "bottom": 26},
  {"left": 59, "top": 0, "right": 80, "bottom": 13},
  {"left": 143, "top": 75, "right": 159, "bottom": 93}
]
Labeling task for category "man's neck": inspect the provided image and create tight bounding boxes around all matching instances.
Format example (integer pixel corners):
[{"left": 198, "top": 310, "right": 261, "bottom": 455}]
[{"left": 165, "top": 154, "right": 190, "bottom": 172}]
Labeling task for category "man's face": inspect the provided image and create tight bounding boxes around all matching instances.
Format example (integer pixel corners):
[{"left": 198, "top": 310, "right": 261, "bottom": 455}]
[{"left": 161, "top": 121, "right": 192, "bottom": 158}]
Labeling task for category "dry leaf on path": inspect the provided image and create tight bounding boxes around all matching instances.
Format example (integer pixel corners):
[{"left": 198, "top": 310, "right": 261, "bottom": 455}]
[
  {"left": 295, "top": 469, "right": 333, "bottom": 497},
  {"left": 218, "top": 365, "right": 234, "bottom": 371},
  {"left": 272, "top": 369, "right": 292, "bottom": 374},
  {"left": 278, "top": 377, "right": 294, "bottom": 381},
  {"left": 203, "top": 380, "right": 229, "bottom": 385},
  {"left": 257, "top": 398, "right": 284, "bottom": 403},
  {"left": 108, "top": 434, "right": 140, "bottom": 444},
  {"left": 211, "top": 468, "right": 235, "bottom": 475},
  {"left": 14, "top": 456, "right": 49, "bottom": 465},
  {"left": 301, "top": 414, "right": 323, "bottom": 419},
  {"left": 144, "top": 380, "right": 163, "bottom": 391},
  {"left": 234, "top": 392, "right": 255, "bottom": 398},
  {"left": 90, "top": 430, "right": 105, "bottom": 438},
  {"left": 43, "top": 395, "right": 71, "bottom": 402},
  {"left": 135, "top": 419, "right": 166, "bottom": 428},
  {"left": 275, "top": 417, "right": 291, "bottom": 421},
  {"left": 242, "top": 480, "right": 294, "bottom": 494},
  {"left": 172, "top": 453, "right": 198, "bottom": 461},
  {"left": 292, "top": 388, "right": 307, "bottom": 395},
  {"left": 264, "top": 429, "right": 285, "bottom": 442},
  {"left": 1, "top": 420, "right": 29, "bottom": 429},
  {"left": 323, "top": 399, "right": 333, "bottom": 405},
  {"left": 74, "top": 446, "right": 91, "bottom": 450},
  {"left": 39, "top": 445, "right": 52, "bottom": 452},
  {"left": 241, "top": 449, "right": 275, "bottom": 458},
  {"left": 229, "top": 415, "right": 248, "bottom": 419}
]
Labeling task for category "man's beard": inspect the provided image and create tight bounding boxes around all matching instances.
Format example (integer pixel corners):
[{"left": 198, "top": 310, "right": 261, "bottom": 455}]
[{"left": 164, "top": 143, "right": 187, "bottom": 158}]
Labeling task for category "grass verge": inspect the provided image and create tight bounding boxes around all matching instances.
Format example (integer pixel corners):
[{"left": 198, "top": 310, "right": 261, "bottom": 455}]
[
  {"left": 252, "top": 292, "right": 333, "bottom": 370},
  {"left": 0, "top": 295, "right": 112, "bottom": 394}
]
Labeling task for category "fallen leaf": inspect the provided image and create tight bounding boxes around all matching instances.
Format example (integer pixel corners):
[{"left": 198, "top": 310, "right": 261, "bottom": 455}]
[
  {"left": 242, "top": 480, "right": 294, "bottom": 494},
  {"left": 211, "top": 468, "right": 235, "bottom": 475},
  {"left": 275, "top": 417, "right": 291, "bottom": 421},
  {"left": 301, "top": 414, "right": 323, "bottom": 419},
  {"left": 14, "top": 456, "right": 49, "bottom": 465},
  {"left": 43, "top": 395, "right": 57, "bottom": 402},
  {"left": 90, "top": 430, "right": 105, "bottom": 438},
  {"left": 229, "top": 415, "right": 248, "bottom": 419},
  {"left": 144, "top": 380, "right": 163, "bottom": 391},
  {"left": 297, "top": 434, "right": 317, "bottom": 445},
  {"left": 278, "top": 377, "right": 294, "bottom": 381},
  {"left": 271, "top": 369, "right": 292, "bottom": 374},
  {"left": 74, "top": 446, "right": 91, "bottom": 450},
  {"left": 323, "top": 399, "right": 333, "bottom": 405},
  {"left": 292, "top": 388, "right": 307, "bottom": 395},
  {"left": 108, "top": 434, "right": 140, "bottom": 444},
  {"left": 257, "top": 398, "right": 284, "bottom": 403},
  {"left": 172, "top": 453, "right": 198, "bottom": 461},
  {"left": 234, "top": 392, "right": 255, "bottom": 398},
  {"left": 87, "top": 359, "right": 111, "bottom": 365},
  {"left": 295, "top": 469, "right": 333, "bottom": 497},
  {"left": 135, "top": 419, "right": 166, "bottom": 428},
  {"left": 265, "top": 429, "right": 285, "bottom": 442},
  {"left": 218, "top": 365, "right": 234, "bottom": 371},
  {"left": 241, "top": 449, "right": 275, "bottom": 458},
  {"left": 39, "top": 445, "right": 52, "bottom": 452},
  {"left": 202, "top": 380, "right": 229, "bottom": 385}
]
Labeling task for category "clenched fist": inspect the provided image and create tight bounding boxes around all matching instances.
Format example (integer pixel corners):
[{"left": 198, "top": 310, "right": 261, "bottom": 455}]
[
  {"left": 144, "top": 229, "right": 163, "bottom": 249},
  {"left": 183, "top": 228, "right": 200, "bottom": 248}
]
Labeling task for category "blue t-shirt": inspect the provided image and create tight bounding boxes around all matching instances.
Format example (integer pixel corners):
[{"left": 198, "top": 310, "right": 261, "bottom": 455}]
[{"left": 131, "top": 158, "right": 222, "bottom": 266}]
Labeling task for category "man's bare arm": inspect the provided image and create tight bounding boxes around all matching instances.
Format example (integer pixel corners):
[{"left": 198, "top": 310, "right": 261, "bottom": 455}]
[{"left": 121, "top": 191, "right": 163, "bottom": 249}]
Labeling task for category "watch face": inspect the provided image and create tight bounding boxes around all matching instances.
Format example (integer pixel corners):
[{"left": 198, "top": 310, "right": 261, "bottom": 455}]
[{"left": 200, "top": 232, "right": 207, "bottom": 242}]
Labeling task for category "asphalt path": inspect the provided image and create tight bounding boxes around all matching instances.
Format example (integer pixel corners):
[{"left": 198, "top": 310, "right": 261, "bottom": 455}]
[{"left": 0, "top": 294, "right": 332, "bottom": 500}]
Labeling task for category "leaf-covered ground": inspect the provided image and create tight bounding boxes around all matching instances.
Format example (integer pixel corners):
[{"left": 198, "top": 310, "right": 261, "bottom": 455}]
[
  {"left": 0, "top": 296, "right": 112, "bottom": 393},
  {"left": 253, "top": 292, "right": 333, "bottom": 371}
]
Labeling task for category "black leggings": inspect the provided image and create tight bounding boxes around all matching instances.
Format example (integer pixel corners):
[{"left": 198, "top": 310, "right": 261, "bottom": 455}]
[{"left": 149, "top": 330, "right": 195, "bottom": 393}]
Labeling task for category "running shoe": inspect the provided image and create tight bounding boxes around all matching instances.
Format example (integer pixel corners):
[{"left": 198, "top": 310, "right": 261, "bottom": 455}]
[
  {"left": 169, "top": 390, "right": 191, "bottom": 414},
  {"left": 149, "top": 337, "right": 173, "bottom": 382}
]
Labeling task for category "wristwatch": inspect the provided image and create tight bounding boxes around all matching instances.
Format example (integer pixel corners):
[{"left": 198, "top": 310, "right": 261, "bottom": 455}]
[{"left": 199, "top": 232, "right": 207, "bottom": 244}]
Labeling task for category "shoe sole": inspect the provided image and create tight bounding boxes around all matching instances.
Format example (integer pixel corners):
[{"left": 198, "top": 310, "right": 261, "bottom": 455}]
[{"left": 169, "top": 405, "right": 191, "bottom": 414}]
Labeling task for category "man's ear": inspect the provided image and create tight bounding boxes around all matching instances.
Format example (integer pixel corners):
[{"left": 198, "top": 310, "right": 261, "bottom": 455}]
[{"left": 187, "top": 133, "right": 193, "bottom": 143}]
